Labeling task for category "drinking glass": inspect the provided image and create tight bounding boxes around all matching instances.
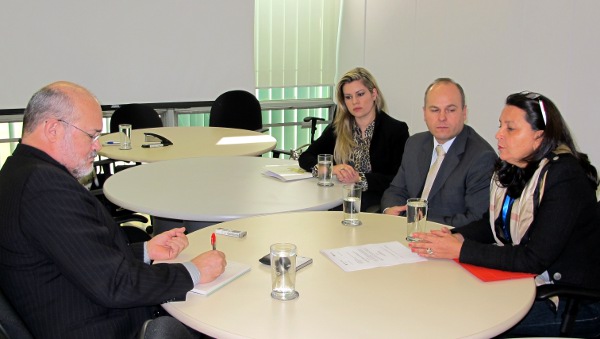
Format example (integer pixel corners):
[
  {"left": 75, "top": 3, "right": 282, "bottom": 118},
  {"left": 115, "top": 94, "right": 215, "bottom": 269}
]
[
  {"left": 119, "top": 124, "right": 132, "bottom": 150},
  {"left": 406, "top": 198, "right": 427, "bottom": 242},
  {"left": 317, "top": 154, "right": 333, "bottom": 186},
  {"left": 342, "top": 184, "right": 362, "bottom": 226},
  {"left": 270, "top": 243, "right": 299, "bottom": 301}
]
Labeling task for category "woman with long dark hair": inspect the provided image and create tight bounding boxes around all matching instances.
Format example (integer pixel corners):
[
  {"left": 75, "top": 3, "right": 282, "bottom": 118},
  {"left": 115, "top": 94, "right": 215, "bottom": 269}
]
[{"left": 410, "top": 91, "right": 600, "bottom": 337}]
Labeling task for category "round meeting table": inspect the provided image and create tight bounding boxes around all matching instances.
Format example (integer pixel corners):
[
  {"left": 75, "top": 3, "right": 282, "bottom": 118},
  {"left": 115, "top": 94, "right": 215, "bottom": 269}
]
[
  {"left": 103, "top": 156, "right": 344, "bottom": 232},
  {"left": 98, "top": 126, "right": 277, "bottom": 162},
  {"left": 157, "top": 211, "right": 536, "bottom": 339}
]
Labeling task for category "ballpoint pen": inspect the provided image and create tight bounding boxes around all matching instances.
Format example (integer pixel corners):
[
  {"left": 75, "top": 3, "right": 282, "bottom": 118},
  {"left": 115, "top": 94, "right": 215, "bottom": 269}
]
[
  {"left": 102, "top": 141, "right": 120, "bottom": 145},
  {"left": 211, "top": 233, "right": 216, "bottom": 250}
]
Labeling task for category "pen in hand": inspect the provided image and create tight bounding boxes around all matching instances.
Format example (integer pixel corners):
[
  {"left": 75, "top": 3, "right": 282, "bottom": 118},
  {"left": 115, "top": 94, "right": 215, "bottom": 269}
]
[{"left": 211, "top": 233, "right": 216, "bottom": 250}]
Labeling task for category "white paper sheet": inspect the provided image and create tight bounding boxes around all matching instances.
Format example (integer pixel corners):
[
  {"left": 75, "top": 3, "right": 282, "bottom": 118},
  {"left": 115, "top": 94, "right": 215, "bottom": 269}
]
[{"left": 320, "top": 241, "right": 426, "bottom": 272}]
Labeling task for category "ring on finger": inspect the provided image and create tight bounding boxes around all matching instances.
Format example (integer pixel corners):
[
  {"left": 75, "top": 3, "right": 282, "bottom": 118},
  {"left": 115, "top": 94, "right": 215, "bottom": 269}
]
[{"left": 426, "top": 248, "right": 434, "bottom": 255}]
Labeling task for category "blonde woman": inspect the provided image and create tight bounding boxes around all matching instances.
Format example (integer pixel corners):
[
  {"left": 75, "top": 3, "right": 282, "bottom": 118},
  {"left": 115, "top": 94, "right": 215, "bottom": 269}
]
[{"left": 299, "top": 67, "right": 409, "bottom": 211}]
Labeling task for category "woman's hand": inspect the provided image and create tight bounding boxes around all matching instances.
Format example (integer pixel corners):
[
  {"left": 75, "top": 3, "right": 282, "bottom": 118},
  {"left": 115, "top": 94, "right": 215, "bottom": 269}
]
[
  {"left": 333, "top": 164, "right": 359, "bottom": 183},
  {"left": 408, "top": 227, "right": 464, "bottom": 259}
]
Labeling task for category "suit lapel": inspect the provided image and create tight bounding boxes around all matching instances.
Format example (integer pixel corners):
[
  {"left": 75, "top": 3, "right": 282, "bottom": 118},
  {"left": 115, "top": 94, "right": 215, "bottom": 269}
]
[
  {"left": 427, "top": 127, "right": 469, "bottom": 199},
  {"left": 417, "top": 138, "right": 434, "bottom": 194}
]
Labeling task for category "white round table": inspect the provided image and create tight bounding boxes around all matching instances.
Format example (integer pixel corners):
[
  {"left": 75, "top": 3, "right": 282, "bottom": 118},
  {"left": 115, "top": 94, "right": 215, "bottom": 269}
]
[
  {"left": 98, "top": 126, "right": 277, "bottom": 162},
  {"left": 103, "top": 157, "right": 343, "bottom": 226},
  {"left": 158, "top": 211, "right": 536, "bottom": 339}
]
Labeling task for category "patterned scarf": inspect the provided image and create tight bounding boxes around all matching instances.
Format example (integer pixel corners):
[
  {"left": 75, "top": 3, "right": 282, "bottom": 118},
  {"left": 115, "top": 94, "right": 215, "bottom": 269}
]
[{"left": 489, "top": 144, "right": 572, "bottom": 245}]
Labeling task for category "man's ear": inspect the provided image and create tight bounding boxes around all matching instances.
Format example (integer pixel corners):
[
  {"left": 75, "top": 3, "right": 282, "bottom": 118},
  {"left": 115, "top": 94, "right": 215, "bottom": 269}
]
[{"left": 43, "top": 119, "right": 61, "bottom": 143}]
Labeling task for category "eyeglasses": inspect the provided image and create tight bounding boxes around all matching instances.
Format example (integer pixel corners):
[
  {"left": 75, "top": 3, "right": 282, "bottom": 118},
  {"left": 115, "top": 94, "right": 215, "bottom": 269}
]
[
  {"left": 58, "top": 119, "right": 101, "bottom": 142},
  {"left": 520, "top": 91, "right": 547, "bottom": 126}
]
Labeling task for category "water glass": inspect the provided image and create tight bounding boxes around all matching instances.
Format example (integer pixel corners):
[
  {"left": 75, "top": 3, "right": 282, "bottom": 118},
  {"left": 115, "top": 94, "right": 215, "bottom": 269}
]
[
  {"left": 342, "top": 184, "right": 362, "bottom": 226},
  {"left": 406, "top": 198, "right": 427, "bottom": 242},
  {"left": 317, "top": 154, "right": 333, "bottom": 186},
  {"left": 119, "top": 124, "right": 132, "bottom": 150},
  {"left": 270, "top": 243, "right": 299, "bottom": 301}
]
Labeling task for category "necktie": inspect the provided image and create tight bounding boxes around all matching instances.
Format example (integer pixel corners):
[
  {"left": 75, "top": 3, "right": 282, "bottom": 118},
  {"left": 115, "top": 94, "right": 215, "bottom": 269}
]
[{"left": 421, "top": 145, "right": 445, "bottom": 200}]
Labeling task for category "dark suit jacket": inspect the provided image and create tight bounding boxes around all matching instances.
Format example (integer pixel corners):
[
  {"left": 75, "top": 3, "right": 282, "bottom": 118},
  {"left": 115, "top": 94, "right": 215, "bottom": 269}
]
[
  {"left": 381, "top": 125, "right": 497, "bottom": 227},
  {"left": 298, "top": 111, "right": 409, "bottom": 209},
  {"left": 457, "top": 154, "right": 600, "bottom": 289},
  {"left": 0, "top": 144, "right": 193, "bottom": 339}
]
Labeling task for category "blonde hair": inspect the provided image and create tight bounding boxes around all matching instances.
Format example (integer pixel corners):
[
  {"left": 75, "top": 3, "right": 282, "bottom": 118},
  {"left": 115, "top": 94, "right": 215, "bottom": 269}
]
[{"left": 333, "top": 67, "right": 386, "bottom": 164}]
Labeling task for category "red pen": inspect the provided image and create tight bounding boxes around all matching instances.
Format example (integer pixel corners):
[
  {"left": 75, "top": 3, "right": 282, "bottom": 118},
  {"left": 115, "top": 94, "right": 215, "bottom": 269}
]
[{"left": 211, "top": 233, "right": 216, "bottom": 250}]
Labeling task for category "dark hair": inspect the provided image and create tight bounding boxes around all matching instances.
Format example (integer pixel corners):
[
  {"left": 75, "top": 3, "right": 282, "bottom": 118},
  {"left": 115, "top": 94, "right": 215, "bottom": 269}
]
[{"left": 495, "top": 91, "right": 598, "bottom": 197}]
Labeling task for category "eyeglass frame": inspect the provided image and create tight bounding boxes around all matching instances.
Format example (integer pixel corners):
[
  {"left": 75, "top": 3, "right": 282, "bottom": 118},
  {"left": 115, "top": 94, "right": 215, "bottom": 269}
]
[
  {"left": 58, "top": 119, "right": 102, "bottom": 142},
  {"left": 519, "top": 91, "right": 547, "bottom": 127}
]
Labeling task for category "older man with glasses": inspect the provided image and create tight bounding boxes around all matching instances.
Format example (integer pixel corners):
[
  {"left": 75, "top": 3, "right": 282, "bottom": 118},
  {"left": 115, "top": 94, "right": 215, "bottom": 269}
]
[{"left": 0, "top": 81, "right": 226, "bottom": 339}]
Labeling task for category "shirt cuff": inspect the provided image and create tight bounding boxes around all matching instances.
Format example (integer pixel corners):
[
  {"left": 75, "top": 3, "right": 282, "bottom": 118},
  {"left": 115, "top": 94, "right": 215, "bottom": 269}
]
[
  {"left": 143, "top": 242, "right": 150, "bottom": 264},
  {"left": 182, "top": 262, "right": 201, "bottom": 285},
  {"left": 144, "top": 243, "right": 200, "bottom": 285}
]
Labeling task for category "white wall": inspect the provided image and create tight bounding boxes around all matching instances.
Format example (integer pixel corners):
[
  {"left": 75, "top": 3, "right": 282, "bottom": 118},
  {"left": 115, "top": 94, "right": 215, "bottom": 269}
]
[
  {"left": 0, "top": 0, "right": 255, "bottom": 109},
  {"left": 339, "top": 0, "right": 600, "bottom": 174}
]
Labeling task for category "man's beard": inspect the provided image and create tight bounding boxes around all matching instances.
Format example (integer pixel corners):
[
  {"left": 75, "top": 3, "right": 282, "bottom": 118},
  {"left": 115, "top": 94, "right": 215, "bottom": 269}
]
[
  {"left": 71, "top": 150, "right": 97, "bottom": 180},
  {"left": 62, "top": 134, "right": 98, "bottom": 180}
]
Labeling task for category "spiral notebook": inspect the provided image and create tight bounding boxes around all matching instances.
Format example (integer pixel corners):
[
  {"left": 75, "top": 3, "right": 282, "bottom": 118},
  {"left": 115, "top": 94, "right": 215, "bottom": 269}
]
[{"left": 191, "top": 261, "right": 251, "bottom": 295}]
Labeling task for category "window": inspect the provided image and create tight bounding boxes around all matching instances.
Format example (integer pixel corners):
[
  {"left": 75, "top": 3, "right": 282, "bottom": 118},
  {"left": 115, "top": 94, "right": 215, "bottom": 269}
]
[{"left": 255, "top": 0, "right": 342, "bottom": 155}]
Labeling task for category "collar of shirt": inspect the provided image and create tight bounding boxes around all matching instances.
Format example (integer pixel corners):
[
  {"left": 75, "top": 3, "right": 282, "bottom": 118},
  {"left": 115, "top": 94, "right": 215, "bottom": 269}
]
[{"left": 429, "top": 136, "right": 456, "bottom": 166}]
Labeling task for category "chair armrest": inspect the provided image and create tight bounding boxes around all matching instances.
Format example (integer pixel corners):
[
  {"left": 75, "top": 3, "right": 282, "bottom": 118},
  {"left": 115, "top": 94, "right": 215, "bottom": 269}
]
[{"left": 537, "top": 284, "right": 600, "bottom": 300}]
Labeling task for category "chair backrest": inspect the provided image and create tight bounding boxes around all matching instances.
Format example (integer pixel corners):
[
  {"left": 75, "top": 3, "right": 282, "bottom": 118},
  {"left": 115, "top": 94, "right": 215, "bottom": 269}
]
[
  {"left": 109, "top": 104, "right": 163, "bottom": 133},
  {"left": 209, "top": 90, "right": 263, "bottom": 131},
  {"left": 0, "top": 287, "right": 33, "bottom": 339}
]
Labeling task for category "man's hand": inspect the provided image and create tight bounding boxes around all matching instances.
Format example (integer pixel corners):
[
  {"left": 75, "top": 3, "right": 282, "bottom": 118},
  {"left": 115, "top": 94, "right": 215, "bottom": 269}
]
[
  {"left": 192, "top": 250, "right": 227, "bottom": 283},
  {"left": 147, "top": 227, "right": 189, "bottom": 261},
  {"left": 383, "top": 205, "right": 407, "bottom": 216}
]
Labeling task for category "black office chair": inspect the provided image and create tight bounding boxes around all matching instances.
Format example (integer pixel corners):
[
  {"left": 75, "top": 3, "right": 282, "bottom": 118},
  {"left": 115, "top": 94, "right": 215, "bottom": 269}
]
[
  {"left": 92, "top": 103, "right": 163, "bottom": 232},
  {"left": 534, "top": 200, "right": 600, "bottom": 337},
  {"left": 0, "top": 286, "right": 33, "bottom": 339},
  {"left": 109, "top": 104, "right": 163, "bottom": 133},
  {"left": 99, "top": 104, "right": 164, "bottom": 174},
  {"left": 209, "top": 90, "right": 266, "bottom": 132}
]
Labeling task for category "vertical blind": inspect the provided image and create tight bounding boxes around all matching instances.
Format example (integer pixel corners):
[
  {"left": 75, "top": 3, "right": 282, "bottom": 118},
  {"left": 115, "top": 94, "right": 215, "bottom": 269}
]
[{"left": 255, "top": 0, "right": 342, "bottom": 89}]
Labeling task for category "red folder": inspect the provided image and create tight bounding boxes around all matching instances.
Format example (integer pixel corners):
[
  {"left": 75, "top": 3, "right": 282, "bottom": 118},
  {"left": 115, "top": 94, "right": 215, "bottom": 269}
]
[{"left": 453, "top": 259, "right": 535, "bottom": 282}]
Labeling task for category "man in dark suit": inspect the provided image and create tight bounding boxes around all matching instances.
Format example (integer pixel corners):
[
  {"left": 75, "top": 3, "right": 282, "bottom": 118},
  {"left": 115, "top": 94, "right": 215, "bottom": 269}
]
[
  {"left": 381, "top": 78, "right": 496, "bottom": 227},
  {"left": 0, "top": 81, "right": 226, "bottom": 338}
]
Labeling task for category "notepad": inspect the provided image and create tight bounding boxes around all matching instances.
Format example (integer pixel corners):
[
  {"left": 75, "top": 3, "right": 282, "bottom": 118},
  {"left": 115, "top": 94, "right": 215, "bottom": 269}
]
[
  {"left": 262, "top": 164, "right": 312, "bottom": 181},
  {"left": 191, "top": 261, "right": 251, "bottom": 295}
]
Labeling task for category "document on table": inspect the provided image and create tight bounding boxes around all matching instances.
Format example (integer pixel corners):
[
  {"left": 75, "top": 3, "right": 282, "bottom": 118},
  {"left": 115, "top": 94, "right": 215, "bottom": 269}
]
[{"left": 321, "top": 241, "right": 426, "bottom": 272}]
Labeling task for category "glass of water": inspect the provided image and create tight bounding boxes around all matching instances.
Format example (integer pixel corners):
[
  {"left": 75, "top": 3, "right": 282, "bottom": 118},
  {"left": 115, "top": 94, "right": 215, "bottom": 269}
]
[
  {"left": 270, "top": 243, "right": 299, "bottom": 301},
  {"left": 317, "top": 154, "right": 334, "bottom": 186},
  {"left": 406, "top": 198, "right": 428, "bottom": 242},
  {"left": 118, "top": 124, "right": 132, "bottom": 150},
  {"left": 342, "top": 184, "right": 362, "bottom": 226}
]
